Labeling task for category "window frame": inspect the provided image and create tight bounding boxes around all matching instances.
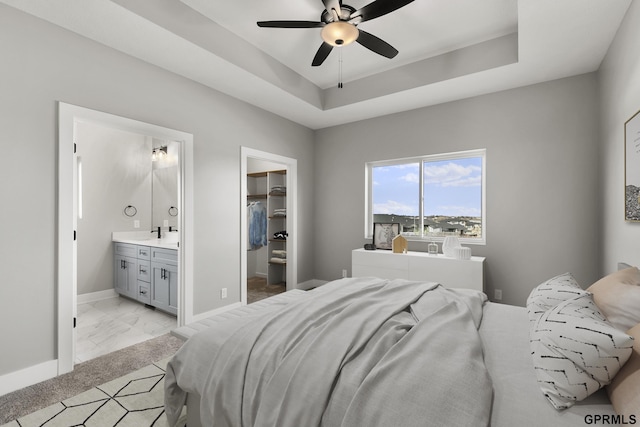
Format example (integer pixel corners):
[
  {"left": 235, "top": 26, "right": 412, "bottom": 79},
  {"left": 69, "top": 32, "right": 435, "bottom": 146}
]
[{"left": 365, "top": 148, "right": 486, "bottom": 245}]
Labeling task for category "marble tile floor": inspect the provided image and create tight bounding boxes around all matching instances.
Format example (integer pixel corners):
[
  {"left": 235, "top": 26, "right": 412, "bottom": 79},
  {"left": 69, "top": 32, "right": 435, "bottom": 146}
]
[{"left": 75, "top": 296, "right": 176, "bottom": 364}]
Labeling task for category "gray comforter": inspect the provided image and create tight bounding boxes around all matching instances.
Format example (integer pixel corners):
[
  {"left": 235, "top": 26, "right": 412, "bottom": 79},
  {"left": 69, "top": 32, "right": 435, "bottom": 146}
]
[{"left": 165, "top": 277, "right": 492, "bottom": 427}]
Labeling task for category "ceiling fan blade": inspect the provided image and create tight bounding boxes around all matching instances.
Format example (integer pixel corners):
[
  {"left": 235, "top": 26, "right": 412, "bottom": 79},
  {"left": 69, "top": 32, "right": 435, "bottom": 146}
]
[
  {"left": 322, "top": 0, "right": 342, "bottom": 18},
  {"left": 350, "top": 0, "right": 414, "bottom": 23},
  {"left": 312, "top": 42, "right": 333, "bottom": 66},
  {"left": 356, "top": 30, "right": 398, "bottom": 59},
  {"left": 257, "top": 20, "right": 325, "bottom": 28}
]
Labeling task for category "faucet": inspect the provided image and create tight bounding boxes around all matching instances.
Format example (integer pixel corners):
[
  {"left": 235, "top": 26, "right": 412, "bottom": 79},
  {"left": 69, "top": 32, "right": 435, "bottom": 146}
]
[{"left": 152, "top": 226, "right": 161, "bottom": 239}]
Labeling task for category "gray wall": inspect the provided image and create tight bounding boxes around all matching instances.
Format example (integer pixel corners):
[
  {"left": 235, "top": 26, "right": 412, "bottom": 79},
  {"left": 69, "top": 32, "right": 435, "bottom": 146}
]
[
  {"left": 598, "top": 0, "right": 640, "bottom": 274},
  {"left": 77, "top": 122, "right": 152, "bottom": 295},
  {"left": 0, "top": 4, "right": 315, "bottom": 376},
  {"left": 314, "top": 73, "right": 601, "bottom": 306}
]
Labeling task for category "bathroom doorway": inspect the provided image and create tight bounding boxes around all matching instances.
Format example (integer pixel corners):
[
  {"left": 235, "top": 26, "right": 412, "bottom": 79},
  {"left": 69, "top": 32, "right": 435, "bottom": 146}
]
[
  {"left": 57, "top": 103, "right": 194, "bottom": 375},
  {"left": 240, "top": 147, "right": 297, "bottom": 305}
]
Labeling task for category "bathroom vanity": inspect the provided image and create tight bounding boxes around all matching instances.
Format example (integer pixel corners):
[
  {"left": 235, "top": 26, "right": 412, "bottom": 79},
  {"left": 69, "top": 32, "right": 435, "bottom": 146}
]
[{"left": 113, "top": 232, "right": 179, "bottom": 315}]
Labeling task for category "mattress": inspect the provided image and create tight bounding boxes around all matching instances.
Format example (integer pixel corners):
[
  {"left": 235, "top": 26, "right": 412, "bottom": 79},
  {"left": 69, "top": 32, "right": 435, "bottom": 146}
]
[
  {"left": 170, "top": 289, "right": 307, "bottom": 340},
  {"left": 480, "top": 302, "right": 616, "bottom": 426},
  {"left": 168, "top": 284, "right": 617, "bottom": 426}
]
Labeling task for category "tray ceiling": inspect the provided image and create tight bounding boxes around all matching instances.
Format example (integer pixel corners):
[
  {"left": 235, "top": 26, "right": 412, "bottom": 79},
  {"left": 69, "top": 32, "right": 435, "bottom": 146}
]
[{"left": 0, "top": 0, "right": 631, "bottom": 129}]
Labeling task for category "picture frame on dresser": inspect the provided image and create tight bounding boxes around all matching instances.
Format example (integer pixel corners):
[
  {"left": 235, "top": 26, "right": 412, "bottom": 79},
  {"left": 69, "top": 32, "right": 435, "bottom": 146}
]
[
  {"left": 625, "top": 109, "right": 640, "bottom": 221},
  {"left": 373, "top": 223, "right": 400, "bottom": 250}
]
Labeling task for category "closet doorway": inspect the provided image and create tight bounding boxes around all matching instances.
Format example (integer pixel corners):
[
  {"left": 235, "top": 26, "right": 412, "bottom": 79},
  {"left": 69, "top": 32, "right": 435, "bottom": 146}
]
[{"left": 240, "top": 147, "right": 297, "bottom": 305}]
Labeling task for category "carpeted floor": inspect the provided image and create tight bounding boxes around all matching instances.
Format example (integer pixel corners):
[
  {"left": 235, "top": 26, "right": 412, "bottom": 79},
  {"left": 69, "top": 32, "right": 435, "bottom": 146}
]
[
  {"left": 247, "top": 276, "right": 285, "bottom": 304},
  {"left": 0, "top": 333, "right": 184, "bottom": 425}
]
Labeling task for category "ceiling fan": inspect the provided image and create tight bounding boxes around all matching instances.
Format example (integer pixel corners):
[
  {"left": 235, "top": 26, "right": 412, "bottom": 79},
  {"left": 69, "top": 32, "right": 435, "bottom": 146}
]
[{"left": 257, "top": 0, "right": 414, "bottom": 67}]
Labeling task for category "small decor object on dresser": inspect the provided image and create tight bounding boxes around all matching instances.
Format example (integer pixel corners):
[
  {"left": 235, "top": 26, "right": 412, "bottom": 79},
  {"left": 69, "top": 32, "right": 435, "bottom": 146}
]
[
  {"left": 392, "top": 235, "right": 408, "bottom": 253},
  {"left": 454, "top": 246, "right": 472, "bottom": 260},
  {"left": 442, "top": 236, "right": 461, "bottom": 257},
  {"left": 373, "top": 223, "right": 400, "bottom": 250},
  {"left": 625, "top": 109, "right": 640, "bottom": 221}
]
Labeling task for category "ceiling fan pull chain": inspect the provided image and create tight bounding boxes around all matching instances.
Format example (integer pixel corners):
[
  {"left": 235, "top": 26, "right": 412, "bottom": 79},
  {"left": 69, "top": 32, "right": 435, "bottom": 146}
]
[{"left": 338, "top": 48, "right": 343, "bottom": 89}]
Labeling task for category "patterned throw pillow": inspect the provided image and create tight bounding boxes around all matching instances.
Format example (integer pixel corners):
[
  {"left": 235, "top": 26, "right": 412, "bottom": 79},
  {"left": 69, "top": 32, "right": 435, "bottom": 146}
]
[
  {"left": 526, "top": 273, "right": 587, "bottom": 323},
  {"left": 530, "top": 293, "right": 634, "bottom": 409},
  {"left": 607, "top": 322, "right": 640, "bottom": 418}
]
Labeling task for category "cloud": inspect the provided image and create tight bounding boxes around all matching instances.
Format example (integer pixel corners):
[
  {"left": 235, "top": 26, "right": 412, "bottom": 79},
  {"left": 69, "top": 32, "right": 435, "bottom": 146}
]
[
  {"left": 444, "top": 175, "right": 482, "bottom": 187},
  {"left": 374, "top": 200, "right": 417, "bottom": 215},
  {"left": 424, "top": 162, "right": 481, "bottom": 187},
  {"left": 400, "top": 172, "right": 419, "bottom": 183}
]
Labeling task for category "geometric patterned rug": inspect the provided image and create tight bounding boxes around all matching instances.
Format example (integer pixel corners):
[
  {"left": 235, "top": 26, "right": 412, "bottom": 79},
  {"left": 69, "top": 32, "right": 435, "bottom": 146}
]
[{"left": 0, "top": 359, "right": 186, "bottom": 427}]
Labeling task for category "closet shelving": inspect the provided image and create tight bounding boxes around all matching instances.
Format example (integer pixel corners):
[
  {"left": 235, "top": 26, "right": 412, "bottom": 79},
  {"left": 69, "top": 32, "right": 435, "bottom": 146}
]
[{"left": 247, "top": 169, "right": 287, "bottom": 286}]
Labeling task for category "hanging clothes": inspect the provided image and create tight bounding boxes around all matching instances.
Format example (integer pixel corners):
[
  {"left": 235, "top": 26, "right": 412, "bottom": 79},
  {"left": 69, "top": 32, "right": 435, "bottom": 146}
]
[{"left": 248, "top": 201, "right": 267, "bottom": 249}]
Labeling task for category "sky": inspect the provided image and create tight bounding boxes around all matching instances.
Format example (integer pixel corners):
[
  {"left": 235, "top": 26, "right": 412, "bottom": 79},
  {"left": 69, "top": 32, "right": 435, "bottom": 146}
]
[{"left": 372, "top": 157, "right": 482, "bottom": 217}]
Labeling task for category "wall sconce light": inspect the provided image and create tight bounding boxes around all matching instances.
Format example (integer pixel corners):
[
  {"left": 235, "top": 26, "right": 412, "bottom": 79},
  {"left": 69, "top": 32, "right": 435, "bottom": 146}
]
[{"left": 152, "top": 146, "right": 167, "bottom": 162}]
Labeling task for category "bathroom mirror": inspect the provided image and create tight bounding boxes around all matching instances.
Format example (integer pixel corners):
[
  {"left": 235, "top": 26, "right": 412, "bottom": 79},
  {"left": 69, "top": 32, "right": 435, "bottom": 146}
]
[{"left": 151, "top": 140, "right": 179, "bottom": 231}]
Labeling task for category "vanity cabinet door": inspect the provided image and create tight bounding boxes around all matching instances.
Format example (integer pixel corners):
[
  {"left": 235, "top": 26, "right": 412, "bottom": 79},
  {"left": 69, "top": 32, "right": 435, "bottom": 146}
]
[
  {"left": 166, "top": 263, "right": 178, "bottom": 314},
  {"left": 151, "top": 261, "right": 178, "bottom": 315},
  {"left": 114, "top": 254, "right": 137, "bottom": 299}
]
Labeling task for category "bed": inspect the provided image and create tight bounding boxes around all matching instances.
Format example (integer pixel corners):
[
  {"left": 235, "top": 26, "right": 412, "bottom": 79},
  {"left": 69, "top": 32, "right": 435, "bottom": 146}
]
[{"left": 164, "top": 272, "right": 640, "bottom": 427}]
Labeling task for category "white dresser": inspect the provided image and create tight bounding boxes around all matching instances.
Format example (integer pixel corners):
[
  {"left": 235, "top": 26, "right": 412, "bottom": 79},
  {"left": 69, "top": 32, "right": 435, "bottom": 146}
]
[{"left": 352, "top": 248, "right": 485, "bottom": 292}]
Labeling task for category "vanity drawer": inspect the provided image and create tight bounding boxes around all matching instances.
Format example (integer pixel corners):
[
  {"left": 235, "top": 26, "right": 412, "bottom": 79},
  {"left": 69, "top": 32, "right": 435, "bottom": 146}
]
[
  {"left": 137, "top": 281, "right": 151, "bottom": 304},
  {"left": 137, "top": 245, "right": 151, "bottom": 260},
  {"left": 151, "top": 247, "right": 178, "bottom": 265},
  {"left": 137, "top": 260, "right": 151, "bottom": 282},
  {"left": 114, "top": 243, "right": 137, "bottom": 258}
]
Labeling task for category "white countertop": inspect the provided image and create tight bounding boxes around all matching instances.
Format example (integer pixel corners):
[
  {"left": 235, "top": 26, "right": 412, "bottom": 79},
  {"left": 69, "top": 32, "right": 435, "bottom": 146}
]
[{"left": 112, "top": 231, "right": 179, "bottom": 250}]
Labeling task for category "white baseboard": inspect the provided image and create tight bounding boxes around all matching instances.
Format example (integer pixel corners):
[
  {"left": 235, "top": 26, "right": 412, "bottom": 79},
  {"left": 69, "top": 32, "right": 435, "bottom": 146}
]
[
  {"left": 77, "top": 289, "right": 118, "bottom": 304},
  {"left": 296, "top": 279, "right": 328, "bottom": 290},
  {"left": 0, "top": 359, "right": 58, "bottom": 397},
  {"left": 189, "top": 302, "right": 243, "bottom": 324}
]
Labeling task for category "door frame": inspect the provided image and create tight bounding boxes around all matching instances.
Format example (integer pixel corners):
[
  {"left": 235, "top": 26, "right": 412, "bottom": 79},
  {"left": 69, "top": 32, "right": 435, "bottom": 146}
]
[
  {"left": 57, "top": 102, "right": 194, "bottom": 374},
  {"left": 240, "top": 147, "right": 297, "bottom": 304}
]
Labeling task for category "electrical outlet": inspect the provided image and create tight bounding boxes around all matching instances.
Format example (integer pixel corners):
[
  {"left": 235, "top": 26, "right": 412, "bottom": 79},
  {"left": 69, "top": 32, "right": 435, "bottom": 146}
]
[
  {"left": 163, "top": 219, "right": 169, "bottom": 227},
  {"left": 494, "top": 289, "right": 502, "bottom": 302},
  {"left": 221, "top": 288, "right": 227, "bottom": 299},
  {"left": 133, "top": 220, "right": 140, "bottom": 228},
  {"left": 342, "top": 269, "right": 348, "bottom": 278}
]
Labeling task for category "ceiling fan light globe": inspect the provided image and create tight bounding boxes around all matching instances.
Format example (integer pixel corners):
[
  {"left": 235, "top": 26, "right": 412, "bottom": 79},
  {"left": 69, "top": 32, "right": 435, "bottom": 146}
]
[{"left": 321, "top": 21, "right": 359, "bottom": 47}]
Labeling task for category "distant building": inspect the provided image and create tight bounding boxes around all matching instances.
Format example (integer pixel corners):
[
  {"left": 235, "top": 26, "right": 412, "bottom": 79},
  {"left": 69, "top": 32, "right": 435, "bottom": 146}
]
[{"left": 373, "top": 214, "right": 482, "bottom": 238}]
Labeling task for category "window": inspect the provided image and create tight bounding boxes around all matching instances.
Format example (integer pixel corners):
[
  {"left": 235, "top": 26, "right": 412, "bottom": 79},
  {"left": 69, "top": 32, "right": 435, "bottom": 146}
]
[{"left": 366, "top": 149, "right": 486, "bottom": 244}]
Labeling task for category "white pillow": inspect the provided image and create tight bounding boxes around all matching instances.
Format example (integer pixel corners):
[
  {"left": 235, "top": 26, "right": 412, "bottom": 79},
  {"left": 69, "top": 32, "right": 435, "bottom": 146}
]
[
  {"left": 530, "top": 293, "right": 634, "bottom": 409},
  {"left": 587, "top": 267, "right": 640, "bottom": 331},
  {"left": 526, "top": 273, "right": 586, "bottom": 323}
]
